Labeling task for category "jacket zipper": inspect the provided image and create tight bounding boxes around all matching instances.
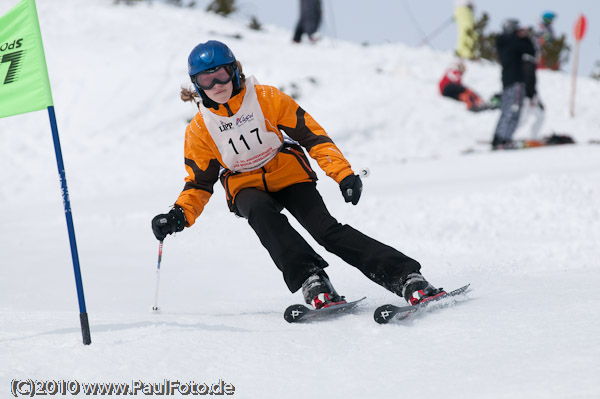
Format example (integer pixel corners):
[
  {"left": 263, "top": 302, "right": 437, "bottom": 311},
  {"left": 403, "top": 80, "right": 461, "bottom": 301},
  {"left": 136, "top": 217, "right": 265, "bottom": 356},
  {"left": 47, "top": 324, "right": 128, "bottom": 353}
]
[
  {"left": 224, "top": 103, "right": 233, "bottom": 117},
  {"left": 261, "top": 167, "right": 269, "bottom": 191}
]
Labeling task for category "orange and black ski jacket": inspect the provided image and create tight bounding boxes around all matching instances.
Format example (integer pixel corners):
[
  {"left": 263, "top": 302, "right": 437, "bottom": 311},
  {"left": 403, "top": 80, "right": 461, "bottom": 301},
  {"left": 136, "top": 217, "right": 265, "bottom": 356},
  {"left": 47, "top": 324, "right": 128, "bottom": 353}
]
[{"left": 175, "top": 81, "right": 355, "bottom": 226}]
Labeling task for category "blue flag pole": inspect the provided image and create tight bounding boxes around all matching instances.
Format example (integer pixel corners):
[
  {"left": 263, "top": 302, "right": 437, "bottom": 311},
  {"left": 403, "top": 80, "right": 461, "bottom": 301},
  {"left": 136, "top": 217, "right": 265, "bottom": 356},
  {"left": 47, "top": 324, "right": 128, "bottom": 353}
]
[{"left": 47, "top": 105, "right": 91, "bottom": 345}]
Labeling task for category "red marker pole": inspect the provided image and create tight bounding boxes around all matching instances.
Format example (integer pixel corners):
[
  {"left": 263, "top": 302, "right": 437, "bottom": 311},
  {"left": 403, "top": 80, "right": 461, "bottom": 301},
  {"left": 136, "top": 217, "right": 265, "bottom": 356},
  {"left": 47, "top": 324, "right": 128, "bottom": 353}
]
[{"left": 570, "top": 14, "right": 587, "bottom": 117}]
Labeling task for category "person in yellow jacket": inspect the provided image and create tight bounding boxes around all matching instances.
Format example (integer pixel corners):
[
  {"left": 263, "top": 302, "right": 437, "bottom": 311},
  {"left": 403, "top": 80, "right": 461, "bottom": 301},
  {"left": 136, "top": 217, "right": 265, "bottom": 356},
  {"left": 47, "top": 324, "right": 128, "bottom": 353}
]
[
  {"left": 454, "top": 0, "right": 478, "bottom": 59},
  {"left": 151, "top": 40, "right": 445, "bottom": 309}
]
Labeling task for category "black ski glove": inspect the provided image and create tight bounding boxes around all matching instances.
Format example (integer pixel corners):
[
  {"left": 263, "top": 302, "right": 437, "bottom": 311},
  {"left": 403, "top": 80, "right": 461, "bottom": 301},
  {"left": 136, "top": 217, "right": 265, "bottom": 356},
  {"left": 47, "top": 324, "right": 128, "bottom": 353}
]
[
  {"left": 339, "top": 174, "right": 363, "bottom": 205},
  {"left": 151, "top": 206, "right": 186, "bottom": 241}
]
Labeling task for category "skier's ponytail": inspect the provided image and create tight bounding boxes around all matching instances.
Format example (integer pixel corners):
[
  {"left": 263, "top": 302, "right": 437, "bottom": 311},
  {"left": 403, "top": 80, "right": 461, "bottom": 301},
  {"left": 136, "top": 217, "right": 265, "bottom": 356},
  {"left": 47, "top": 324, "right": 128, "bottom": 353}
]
[{"left": 180, "top": 86, "right": 199, "bottom": 103}]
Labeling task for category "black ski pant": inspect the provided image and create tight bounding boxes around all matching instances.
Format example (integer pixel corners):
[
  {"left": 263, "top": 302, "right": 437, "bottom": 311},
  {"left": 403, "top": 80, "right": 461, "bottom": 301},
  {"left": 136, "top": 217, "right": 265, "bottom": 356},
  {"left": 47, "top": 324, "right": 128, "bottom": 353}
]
[
  {"left": 442, "top": 82, "right": 467, "bottom": 101},
  {"left": 234, "top": 182, "right": 421, "bottom": 295}
]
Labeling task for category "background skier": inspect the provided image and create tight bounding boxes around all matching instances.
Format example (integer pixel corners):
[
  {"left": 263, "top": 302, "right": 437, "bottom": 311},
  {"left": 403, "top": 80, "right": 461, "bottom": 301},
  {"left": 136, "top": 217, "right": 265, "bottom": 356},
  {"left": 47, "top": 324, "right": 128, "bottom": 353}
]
[
  {"left": 537, "top": 11, "right": 558, "bottom": 69},
  {"left": 491, "top": 19, "right": 535, "bottom": 149},
  {"left": 438, "top": 60, "right": 487, "bottom": 112},
  {"left": 519, "top": 37, "right": 545, "bottom": 140},
  {"left": 292, "top": 0, "right": 322, "bottom": 43}
]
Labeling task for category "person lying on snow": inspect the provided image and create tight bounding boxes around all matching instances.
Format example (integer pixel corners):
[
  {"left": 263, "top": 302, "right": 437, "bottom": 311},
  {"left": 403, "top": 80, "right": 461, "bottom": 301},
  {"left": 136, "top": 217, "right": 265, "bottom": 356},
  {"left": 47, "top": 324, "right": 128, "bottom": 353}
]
[
  {"left": 151, "top": 40, "right": 446, "bottom": 310},
  {"left": 439, "top": 60, "right": 496, "bottom": 112}
]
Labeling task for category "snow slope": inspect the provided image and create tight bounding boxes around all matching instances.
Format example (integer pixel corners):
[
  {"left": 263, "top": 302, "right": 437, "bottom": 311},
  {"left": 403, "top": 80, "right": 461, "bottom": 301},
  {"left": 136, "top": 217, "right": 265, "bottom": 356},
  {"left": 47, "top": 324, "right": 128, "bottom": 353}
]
[{"left": 1, "top": 1, "right": 599, "bottom": 398}]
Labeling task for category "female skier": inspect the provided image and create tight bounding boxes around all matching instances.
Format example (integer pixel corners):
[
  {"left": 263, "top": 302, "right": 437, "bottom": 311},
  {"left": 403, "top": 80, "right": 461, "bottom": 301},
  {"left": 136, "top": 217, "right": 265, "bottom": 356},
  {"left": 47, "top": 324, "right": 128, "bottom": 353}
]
[{"left": 151, "top": 40, "right": 445, "bottom": 309}]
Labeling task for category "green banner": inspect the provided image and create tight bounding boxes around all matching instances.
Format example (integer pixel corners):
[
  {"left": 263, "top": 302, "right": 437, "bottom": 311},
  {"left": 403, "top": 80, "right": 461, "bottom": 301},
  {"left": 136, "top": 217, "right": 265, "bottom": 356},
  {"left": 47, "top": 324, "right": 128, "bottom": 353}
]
[{"left": 0, "top": 0, "right": 53, "bottom": 118}]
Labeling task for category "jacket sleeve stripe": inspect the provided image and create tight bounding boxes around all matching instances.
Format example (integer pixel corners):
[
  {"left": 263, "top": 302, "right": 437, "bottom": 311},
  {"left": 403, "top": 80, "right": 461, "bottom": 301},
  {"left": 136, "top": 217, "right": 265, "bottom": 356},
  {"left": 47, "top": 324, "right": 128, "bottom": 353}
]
[
  {"left": 184, "top": 157, "right": 221, "bottom": 193},
  {"left": 183, "top": 181, "right": 212, "bottom": 194},
  {"left": 278, "top": 108, "right": 332, "bottom": 151}
]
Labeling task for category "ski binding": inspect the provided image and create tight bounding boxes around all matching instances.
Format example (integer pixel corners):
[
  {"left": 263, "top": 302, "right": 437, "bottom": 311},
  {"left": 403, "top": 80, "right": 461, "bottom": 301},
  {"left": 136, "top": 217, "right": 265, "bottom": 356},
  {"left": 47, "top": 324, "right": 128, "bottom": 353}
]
[
  {"left": 284, "top": 297, "right": 366, "bottom": 323},
  {"left": 374, "top": 284, "right": 470, "bottom": 324}
]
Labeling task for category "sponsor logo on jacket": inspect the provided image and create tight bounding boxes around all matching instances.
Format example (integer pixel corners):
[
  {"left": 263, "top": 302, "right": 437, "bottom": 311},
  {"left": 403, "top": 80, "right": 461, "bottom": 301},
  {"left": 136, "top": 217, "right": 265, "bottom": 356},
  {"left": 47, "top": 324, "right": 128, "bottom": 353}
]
[
  {"left": 219, "top": 120, "right": 233, "bottom": 132},
  {"left": 236, "top": 112, "right": 254, "bottom": 127}
]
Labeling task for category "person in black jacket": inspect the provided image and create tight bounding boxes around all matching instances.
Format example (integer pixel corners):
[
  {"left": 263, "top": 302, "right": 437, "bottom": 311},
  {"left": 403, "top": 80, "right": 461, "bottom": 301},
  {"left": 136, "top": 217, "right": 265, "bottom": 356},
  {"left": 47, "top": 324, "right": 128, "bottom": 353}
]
[
  {"left": 492, "top": 19, "right": 536, "bottom": 149},
  {"left": 292, "top": 0, "right": 322, "bottom": 43}
]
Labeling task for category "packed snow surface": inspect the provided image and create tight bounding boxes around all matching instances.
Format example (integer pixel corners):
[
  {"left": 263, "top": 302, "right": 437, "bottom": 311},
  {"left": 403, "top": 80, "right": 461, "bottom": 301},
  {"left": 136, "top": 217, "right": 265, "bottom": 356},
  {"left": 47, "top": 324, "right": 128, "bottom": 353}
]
[{"left": 1, "top": 1, "right": 599, "bottom": 398}]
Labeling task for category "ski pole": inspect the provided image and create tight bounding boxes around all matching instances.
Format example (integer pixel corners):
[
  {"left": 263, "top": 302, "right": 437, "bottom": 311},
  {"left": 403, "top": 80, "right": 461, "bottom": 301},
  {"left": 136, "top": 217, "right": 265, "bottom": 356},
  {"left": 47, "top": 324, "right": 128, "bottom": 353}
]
[{"left": 152, "top": 240, "right": 164, "bottom": 313}]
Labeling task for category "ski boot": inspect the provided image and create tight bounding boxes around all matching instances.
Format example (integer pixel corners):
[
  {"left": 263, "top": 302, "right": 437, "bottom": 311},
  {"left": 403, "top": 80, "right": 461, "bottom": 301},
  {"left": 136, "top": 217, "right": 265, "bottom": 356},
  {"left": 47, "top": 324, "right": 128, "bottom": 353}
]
[
  {"left": 491, "top": 135, "right": 517, "bottom": 150},
  {"left": 301, "top": 272, "right": 346, "bottom": 309},
  {"left": 401, "top": 273, "right": 446, "bottom": 306}
]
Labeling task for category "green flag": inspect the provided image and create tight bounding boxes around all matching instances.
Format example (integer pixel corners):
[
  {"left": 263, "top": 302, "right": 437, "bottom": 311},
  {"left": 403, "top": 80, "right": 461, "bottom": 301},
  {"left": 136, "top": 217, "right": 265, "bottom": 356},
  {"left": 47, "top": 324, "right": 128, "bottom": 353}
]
[{"left": 0, "top": 0, "right": 53, "bottom": 118}]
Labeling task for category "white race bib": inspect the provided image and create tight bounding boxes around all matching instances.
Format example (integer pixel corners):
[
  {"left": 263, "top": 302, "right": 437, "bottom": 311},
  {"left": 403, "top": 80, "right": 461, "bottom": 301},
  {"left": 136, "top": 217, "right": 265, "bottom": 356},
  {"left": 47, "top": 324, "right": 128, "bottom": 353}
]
[{"left": 201, "top": 76, "right": 282, "bottom": 172}]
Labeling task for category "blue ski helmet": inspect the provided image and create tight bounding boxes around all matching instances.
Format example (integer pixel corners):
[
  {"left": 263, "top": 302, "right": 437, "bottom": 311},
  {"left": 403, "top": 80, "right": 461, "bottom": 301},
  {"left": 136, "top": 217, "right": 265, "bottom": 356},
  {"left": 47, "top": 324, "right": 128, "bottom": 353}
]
[
  {"left": 188, "top": 40, "right": 241, "bottom": 99},
  {"left": 542, "top": 11, "right": 556, "bottom": 24}
]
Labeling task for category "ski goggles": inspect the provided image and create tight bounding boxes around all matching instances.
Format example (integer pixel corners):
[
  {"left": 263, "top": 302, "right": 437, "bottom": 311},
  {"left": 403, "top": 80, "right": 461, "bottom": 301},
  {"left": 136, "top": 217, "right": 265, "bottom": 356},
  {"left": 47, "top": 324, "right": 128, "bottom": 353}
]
[{"left": 194, "top": 65, "right": 234, "bottom": 90}]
